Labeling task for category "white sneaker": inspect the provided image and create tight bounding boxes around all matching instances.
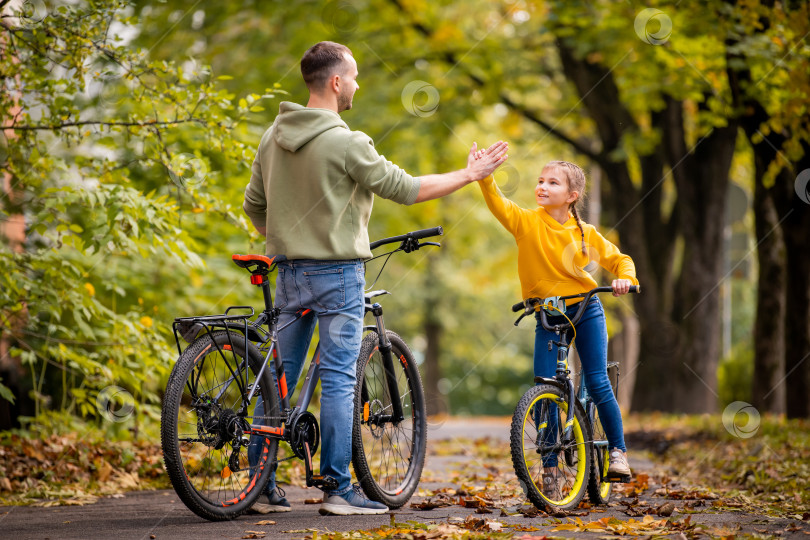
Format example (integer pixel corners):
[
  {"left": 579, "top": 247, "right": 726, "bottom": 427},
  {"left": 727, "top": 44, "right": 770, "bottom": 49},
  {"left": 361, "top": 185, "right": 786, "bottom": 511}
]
[{"left": 607, "top": 449, "right": 631, "bottom": 477}]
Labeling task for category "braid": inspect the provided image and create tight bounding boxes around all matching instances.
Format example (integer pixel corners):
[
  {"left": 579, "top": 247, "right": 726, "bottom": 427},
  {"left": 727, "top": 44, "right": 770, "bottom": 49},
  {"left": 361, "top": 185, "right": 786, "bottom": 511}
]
[{"left": 570, "top": 204, "right": 586, "bottom": 255}]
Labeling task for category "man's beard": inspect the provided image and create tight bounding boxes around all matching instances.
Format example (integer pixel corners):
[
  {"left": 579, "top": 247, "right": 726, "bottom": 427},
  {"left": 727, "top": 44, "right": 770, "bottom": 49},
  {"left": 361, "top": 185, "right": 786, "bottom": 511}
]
[{"left": 338, "top": 89, "right": 353, "bottom": 112}]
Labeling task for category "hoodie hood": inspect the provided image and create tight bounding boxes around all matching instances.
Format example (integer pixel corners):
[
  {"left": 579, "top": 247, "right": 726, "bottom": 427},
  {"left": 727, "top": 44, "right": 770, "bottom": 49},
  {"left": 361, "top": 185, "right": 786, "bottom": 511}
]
[{"left": 273, "top": 101, "right": 349, "bottom": 152}]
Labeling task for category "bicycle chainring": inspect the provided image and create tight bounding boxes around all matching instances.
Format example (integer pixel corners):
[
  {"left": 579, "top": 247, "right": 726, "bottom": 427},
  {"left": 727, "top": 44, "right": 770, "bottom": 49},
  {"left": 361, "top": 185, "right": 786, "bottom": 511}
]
[{"left": 290, "top": 411, "right": 319, "bottom": 460}]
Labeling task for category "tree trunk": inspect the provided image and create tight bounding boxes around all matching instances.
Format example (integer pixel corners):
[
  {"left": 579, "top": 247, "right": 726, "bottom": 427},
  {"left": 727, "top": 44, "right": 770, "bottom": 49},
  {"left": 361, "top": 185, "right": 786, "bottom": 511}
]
[
  {"left": 422, "top": 254, "right": 447, "bottom": 416},
  {"left": 775, "top": 157, "right": 810, "bottom": 418},
  {"left": 750, "top": 161, "right": 786, "bottom": 414},
  {"left": 422, "top": 319, "right": 447, "bottom": 416}
]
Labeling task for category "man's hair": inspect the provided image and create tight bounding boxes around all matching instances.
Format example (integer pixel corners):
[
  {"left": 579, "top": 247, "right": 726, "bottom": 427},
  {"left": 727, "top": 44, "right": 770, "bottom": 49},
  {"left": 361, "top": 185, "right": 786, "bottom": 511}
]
[{"left": 301, "top": 41, "right": 353, "bottom": 90}]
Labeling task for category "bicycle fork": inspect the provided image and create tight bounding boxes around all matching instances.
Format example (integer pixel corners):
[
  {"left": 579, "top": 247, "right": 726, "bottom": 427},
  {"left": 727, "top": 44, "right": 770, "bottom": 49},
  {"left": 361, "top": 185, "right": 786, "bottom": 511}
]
[{"left": 368, "top": 302, "right": 405, "bottom": 424}]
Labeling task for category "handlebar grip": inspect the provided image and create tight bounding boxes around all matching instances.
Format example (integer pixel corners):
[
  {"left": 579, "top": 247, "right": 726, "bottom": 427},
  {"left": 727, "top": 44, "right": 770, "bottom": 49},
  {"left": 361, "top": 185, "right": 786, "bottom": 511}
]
[
  {"left": 410, "top": 226, "right": 444, "bottom": 240},
  {"left": 512, "top": 301, "right": 525, "bottom": 313},
  {"left": 630, "top": 285, "right": 640, "bottom": 293}
]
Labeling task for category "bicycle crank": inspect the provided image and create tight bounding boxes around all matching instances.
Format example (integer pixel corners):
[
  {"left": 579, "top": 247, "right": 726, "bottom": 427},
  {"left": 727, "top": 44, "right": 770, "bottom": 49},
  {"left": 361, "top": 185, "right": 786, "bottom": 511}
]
[{"left": 290, "top": 411, "right": 319, "bottom": 459}]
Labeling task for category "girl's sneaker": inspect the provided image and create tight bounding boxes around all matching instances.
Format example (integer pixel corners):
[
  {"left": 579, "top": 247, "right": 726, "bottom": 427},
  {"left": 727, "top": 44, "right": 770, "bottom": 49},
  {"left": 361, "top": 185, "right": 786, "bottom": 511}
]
[{"left": 607, "top": 449, "right": 631, "bottom": 477}]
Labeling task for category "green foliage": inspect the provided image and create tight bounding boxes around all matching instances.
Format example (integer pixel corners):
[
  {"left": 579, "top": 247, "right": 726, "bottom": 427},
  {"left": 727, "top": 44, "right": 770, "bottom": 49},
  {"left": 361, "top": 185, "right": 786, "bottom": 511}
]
[{"left": 0, "top": 0, "right": 280, "bottom": 428}]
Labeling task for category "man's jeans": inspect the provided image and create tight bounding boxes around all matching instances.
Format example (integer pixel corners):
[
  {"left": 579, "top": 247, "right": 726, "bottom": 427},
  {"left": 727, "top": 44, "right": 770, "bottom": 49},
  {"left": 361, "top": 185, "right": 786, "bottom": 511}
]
[
  {"left": 248, "top": 259, "right": 365, "bottom": 496},
  {"left": 533, "top": 297, "right": 626, "bottom": 467}
]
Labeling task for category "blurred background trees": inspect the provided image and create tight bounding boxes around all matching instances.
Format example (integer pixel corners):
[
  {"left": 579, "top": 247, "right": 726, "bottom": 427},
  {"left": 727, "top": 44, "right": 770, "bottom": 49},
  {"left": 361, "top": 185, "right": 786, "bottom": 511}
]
[{"left": 1, "top": 0, "right": 808, "bottom": 434}]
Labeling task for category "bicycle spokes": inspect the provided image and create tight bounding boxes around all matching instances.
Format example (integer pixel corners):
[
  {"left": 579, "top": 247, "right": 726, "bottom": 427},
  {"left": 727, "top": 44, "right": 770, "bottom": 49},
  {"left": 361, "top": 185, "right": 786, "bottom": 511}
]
[
  {"left": 352, "top": 331, "right": 427, "bottom": 509},
  {"left": 511, "top": 385, "right": 591, "bottom": 511},
  {"left": 162, "top": 332, "right": 279, "bottom": 520}
]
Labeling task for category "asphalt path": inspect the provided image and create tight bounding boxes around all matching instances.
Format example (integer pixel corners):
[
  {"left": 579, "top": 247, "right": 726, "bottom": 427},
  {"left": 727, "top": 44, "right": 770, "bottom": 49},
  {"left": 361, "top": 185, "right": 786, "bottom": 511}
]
[{"left": 1, "top": 417, "right": 808, "bottom": 539}]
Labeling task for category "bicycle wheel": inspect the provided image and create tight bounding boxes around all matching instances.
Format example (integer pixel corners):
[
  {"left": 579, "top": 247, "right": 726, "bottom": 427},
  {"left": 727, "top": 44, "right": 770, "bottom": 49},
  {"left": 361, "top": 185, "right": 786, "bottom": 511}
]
[
  {"left": 161, "top": 330, "right": 280, "bottom": 521},
  {"left": 352, "top": 330, "right": 426, "bottom": 509},
  {"left": 587, "top": 361, "right": 619, "bottom": 504},
  {"left": 510, "top": 383, "right": 591, "bottom": 512}
]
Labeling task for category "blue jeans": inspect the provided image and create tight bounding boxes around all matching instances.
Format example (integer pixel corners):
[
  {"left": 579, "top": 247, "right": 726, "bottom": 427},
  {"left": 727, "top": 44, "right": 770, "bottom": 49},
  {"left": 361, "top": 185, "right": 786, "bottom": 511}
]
[
  {"left": 248, "top": 259, "right": 365, "bottom": 496},
  {"left": 533, "top": 297, "right": 626, "bottom": 467}
]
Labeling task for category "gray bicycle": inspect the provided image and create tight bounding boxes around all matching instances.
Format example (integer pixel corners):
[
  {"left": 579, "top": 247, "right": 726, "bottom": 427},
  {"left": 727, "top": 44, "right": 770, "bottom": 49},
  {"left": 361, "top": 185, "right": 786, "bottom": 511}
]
[{"left": 161, "top": 227, "right": 442, "bottom": 520}]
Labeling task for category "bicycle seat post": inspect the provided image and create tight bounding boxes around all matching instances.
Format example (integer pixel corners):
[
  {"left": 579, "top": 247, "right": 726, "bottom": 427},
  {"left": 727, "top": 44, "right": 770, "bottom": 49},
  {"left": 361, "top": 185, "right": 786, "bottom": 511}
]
[{"left": 259, "top": 277, "right": 273, "bottom": 314}]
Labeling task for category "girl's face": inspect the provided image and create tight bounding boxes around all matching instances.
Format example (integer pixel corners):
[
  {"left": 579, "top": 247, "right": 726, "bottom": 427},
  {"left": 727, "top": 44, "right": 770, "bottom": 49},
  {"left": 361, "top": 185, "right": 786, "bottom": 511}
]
[{"left": 535, "top": 166, "right": 578, "bottom": 208}]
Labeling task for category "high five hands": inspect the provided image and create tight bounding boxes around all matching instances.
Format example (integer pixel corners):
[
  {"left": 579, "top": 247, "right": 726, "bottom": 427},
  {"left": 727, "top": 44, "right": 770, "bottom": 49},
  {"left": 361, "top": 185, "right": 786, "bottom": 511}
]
[{"left": 467, "top": 141, "right": 508, "bottom": 181}]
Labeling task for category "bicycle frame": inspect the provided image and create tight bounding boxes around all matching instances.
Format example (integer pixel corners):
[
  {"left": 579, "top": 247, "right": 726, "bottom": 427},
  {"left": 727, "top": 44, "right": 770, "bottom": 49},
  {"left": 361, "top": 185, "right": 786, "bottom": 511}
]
[{"left": 198, "top": 263, "right": 406, "bottom": 490}]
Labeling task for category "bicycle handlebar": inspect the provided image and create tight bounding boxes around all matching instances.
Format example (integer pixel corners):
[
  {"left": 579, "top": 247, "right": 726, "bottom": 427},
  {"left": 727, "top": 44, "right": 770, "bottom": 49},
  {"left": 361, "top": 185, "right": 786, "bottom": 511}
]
[
  {"left": 369, "top": 226, "right": 444, "bottom": 251},
  {"left": 512, "top": 285, "right": 640, "bottom": 329}
]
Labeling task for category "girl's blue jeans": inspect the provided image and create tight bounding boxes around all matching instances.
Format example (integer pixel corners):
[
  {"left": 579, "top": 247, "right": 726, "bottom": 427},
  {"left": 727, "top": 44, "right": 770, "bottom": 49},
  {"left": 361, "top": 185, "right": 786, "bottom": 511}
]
[
  {"left": 248, "top": 259, "right": 365, "bottom": 496},
  {"left": 534, "top": 297, "right": 626, "bottom": 467}
]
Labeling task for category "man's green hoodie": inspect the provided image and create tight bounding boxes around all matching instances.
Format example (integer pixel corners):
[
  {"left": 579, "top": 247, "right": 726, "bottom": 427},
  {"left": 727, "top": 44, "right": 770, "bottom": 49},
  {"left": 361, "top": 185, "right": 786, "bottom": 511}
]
[{"left": 243, "top": 102, "right": 421, "bottom": 260}]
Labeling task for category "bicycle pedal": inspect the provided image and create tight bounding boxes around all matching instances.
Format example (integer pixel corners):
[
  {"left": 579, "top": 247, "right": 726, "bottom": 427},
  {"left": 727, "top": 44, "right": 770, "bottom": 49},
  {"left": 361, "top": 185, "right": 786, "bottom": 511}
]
[
  {"left": 604, "top": 473, "right": 632, "bottom": 483},
  {"left": 308, "top": 474, "right": 338, "bottom": 491}
]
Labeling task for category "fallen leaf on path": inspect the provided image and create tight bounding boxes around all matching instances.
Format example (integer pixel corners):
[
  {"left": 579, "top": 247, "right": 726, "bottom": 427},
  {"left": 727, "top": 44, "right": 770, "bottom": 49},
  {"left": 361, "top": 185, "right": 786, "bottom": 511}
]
[
  {"left": 254, "top": 520, "right": 275, "bottom": 525},
  {"left": 657, "top": 502, "right": 676, "bottom": 516}
]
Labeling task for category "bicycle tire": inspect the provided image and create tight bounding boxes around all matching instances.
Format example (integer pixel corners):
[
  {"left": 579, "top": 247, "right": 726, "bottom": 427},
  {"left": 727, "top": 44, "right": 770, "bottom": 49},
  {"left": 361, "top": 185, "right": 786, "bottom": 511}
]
[
  {"left": 161, "top": 331, "right": 279, "bottom": 521},
  {"left": 351, "top": 331, "right": 427, "bottom": 509},
  {"left": 587, "top": 362, "right": 619, "bottom": 504},
  {"left": 510, "top": 383, "right": 591, "bottom": 512}
]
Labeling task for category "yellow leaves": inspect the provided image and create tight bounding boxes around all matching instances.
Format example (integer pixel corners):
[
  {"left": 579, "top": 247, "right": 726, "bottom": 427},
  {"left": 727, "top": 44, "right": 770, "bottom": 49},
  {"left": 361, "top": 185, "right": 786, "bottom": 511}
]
[
  {"left": 84, "top": 282, "right": 95, "bottom": 296},
  {"left": 553, "top": 514, "right": 670, "bottom": 535},
  {"left": 139, "top": 316, "right": 153, "bottom": 328},
  {"left": 191, "top": 207, "right": 204, "bottom": 213}
]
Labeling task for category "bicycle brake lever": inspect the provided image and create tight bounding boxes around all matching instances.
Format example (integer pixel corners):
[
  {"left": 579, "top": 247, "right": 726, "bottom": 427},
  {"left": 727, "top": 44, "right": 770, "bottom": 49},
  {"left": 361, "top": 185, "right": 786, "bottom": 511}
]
[
  {"left": 401, "top": 237, "right": 420, "bottom": 253},
  {"left": 420, "top": 242, "right": 441, "bottom": 248},
  {"left": 514, "top": 313, "right": 528, "bottom": 326}
]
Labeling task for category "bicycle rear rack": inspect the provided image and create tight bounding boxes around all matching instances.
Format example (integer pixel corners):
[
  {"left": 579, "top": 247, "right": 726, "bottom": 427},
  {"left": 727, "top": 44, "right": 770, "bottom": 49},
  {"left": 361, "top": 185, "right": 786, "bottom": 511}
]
[{"left": 171, "top": 306, "right": 269, "bottom": 356}]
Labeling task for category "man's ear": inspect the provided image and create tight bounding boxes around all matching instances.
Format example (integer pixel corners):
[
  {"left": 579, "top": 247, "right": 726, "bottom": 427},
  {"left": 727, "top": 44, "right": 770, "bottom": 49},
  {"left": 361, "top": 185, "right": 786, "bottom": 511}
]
[{"left": 327, "top": 73, "right": 341, "bottom": 95}]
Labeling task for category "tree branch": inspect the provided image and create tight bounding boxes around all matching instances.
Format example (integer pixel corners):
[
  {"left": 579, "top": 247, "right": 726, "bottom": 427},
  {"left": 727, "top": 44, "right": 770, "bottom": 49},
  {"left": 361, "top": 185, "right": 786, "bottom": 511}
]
[
  {"left": 1, "top": 118, "right": 211, "bottom": 131},
  {"left": 498, "top": 93, "right": 601, "bottom": 164}
]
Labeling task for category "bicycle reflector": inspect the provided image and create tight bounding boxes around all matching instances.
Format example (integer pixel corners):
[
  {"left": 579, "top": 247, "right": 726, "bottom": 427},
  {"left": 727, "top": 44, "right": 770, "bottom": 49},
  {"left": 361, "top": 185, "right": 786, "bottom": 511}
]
[{"left": 250, "top": 274, "right": 264, "bottom": 285}]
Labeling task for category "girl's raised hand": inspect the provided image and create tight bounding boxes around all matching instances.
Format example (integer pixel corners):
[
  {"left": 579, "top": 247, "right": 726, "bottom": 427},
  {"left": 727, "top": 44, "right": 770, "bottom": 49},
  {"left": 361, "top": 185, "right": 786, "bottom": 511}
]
[{"left": 612, "top": 279, "right": 631, "bottom": 296}]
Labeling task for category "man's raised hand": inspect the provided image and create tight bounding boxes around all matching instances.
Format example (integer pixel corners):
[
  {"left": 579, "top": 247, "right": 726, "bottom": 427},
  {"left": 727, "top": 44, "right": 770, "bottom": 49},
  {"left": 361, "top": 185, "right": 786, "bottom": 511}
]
[{"left": 467, "top": 141, "right": 508, "bottom": 181}]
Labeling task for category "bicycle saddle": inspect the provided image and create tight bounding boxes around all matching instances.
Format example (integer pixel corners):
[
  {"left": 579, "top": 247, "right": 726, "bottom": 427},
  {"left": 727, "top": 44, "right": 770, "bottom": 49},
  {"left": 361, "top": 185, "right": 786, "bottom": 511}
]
[{"left": 232, "top": 254, "right": 287, "bottom": 274}]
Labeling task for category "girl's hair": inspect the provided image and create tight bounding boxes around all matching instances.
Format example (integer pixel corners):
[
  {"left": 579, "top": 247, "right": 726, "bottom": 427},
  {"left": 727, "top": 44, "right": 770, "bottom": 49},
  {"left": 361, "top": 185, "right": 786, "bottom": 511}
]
[{"left": 546, "top": 160, "right": 587, "bottom": 254}]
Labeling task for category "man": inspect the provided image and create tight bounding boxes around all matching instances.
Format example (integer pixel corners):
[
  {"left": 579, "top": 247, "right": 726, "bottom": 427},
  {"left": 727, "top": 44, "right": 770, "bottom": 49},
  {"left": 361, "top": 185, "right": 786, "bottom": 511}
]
[{"left": 243, "top": 41, "right": 507, "bottom": 516}]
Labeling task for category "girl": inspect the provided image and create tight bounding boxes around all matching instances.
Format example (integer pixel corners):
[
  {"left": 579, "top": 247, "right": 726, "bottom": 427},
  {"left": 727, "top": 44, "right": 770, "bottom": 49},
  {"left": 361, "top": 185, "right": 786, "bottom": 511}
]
[{"left": 477, "top": 158, "right": 638, "bottom": 493}]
